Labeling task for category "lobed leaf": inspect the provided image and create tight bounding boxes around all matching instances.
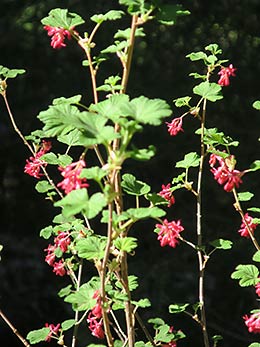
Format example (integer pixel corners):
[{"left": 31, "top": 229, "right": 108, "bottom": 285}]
[
  {"left": 237, "top": 192, "right": 254, "bottom": 202},
  {"left": 41, "top": 8, "right": 85, "bottom": 29},
  {"left": 91, "top": 10, "right": 124, "bottom": 24},
  {"left": 231, "top": 264, "right": 259, "bottom": 287},
  {"left": 210, "top": 239, "right": 233, "bottom": 250},
  {"left": 169, "top": 303, "right": 189, "bottom": 314},
  {"left": 26, "top": 328, "right": 50, "bottom": 344},
  {"left": 76, "top": 236, "right": 106, "bottom": 260},
  {"left": 61, "top": 319, "right": 75, "bottom": 331},
  {"left": 156, "top": 4, "right": 190, "bottom": 26},
  {"left": 193, "top": 81, "right": 223, "bottom": 102},
  {"left": 121, "top": 173, "right": 151, "bottom": 196},
  {"left": 113, "top": 237, "right": 138, "bottom": 253},
  {"left": 0, "top": 65, "right": 26, "bottom": 79},
  {"left": 176, "top": 152, "right": 200, "bottom": 169}
]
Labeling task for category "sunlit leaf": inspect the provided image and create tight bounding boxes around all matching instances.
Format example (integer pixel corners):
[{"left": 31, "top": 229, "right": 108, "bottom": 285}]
[
  {"left": 231, "top": 264, "right": 259, "bottom": 287},
  {"left": 27, "top": 328, "right": 50, "bottom": 344},
  {"left": 41, "top": 8, "right": 84, "bottom": 29},
  {"left": 193, "top": 81, "right": 223, "bottom": 102}
]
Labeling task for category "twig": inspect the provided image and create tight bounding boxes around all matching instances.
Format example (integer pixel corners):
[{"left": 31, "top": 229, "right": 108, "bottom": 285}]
[{"left": 0, "top": 309, "right": 31, "bottom": 347}]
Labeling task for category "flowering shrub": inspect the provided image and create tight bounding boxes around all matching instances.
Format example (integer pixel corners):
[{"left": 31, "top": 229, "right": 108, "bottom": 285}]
[{"left": 2, "top": 2, "right": 260, "bottom": 347}]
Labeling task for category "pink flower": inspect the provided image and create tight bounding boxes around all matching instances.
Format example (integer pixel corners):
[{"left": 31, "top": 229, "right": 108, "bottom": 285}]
[
  {"left": 209, "top": 153, "right": 243, "bottom": 192},
  {"left": 158, "top": 183, "right": 175, "bottom": 207},
  {"left": 218, "top": 64, "right": 236, "bottom": 86},
  {"left": 54, "top": 231, "right": 71, "bottom": 253},
  {"left": 243, "top": 312, "right": 260, "bottom": 333},
  {"left": 45, "top": 323, "right": 60, "bottom": 342},
  {"left": 53, "top": 260, "right": 66, "bottom": 276},
  {"left": 166, "top": 117, "right": 184, "bottom": 136},
  {"left": 238, "top": 213, "right": 257, "bottom": 238},
  {"left": 87, "top": 291, "right": 104, "bottom": 339},
  {"left": 57, "top": 160, "right": 89, "bottom": 195},
  {"left": 156, "top": 219, "right": 184, "bottom": 248},
  {"left": 255, "top": 281, "right": 260, "bottom": 297},
  {"left": 44, "top": 244, "right": 56, "bottom": 266},
  {"left": 24, "top": 140, "right": 52, "bottom": 179},
  {"left": 44, "top": 25, "right": 72, "bottom": 49}
]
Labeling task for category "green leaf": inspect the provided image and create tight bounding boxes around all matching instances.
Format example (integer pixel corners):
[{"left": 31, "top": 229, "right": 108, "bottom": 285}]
[
  {"left": 41, "top": 8, "right": 85, "bottom": 29},
  {"left": 80, "top": 167, "right": 107, "bottom": 182},
  {"left": 114, "top": 28, "right": 145, "bottom": 39},
  {"left": 176, "top": 152, "right": 200, "bottom": 169},
  {"left": 126, "top": 96, "right": 172, "bottom": 125},
  {"left": 52, "top": 95, "right": 82, "bottom": 105},
  {"left": 101, "top": 41, "right": 129, "bottom": 54},
  {"left": 35, "top": 180, "right": 54, "bottom": 193},
  {"left": 169, "top": 303, "right": 189, "bottom": 314},
  {"left": 195, "top": 127, "right": 239, "bottom": 147},
  {"left": 186, "top": 52, "right": 207, "bottom": 61},
  {"left": 248, "top": 207, "right": 260, "bottom": 213},
  {"left": 210, "top": 239, "right": 233, "bottom": 250},
  {"left": 65, "top": 277, "right": 100, "bottom": 311},
  {"left": 57, "top": 154, "right": 73, "bottom": 167},
  {"left": 238, "top": 192, "right": 254, "bottom": 202},
  {"left": 39, "top": 226, "right": 53, "bottom": 239},
  {"left": 0, "top": 65, "right": 26, "bottom": 79},
  {"left": 54, "top": 189, "right": 89, "bottom": 217},
  {"left": 128, "top": 145, "right": 156, "bottom": 161},
  {"left": 76, "top": 236, "right": 106, "bottom": 260},
  {"left": 121, "top": 174, "right": 151, "bottom": 196},
  {"left": 113, "top": 237, "right": 138, "bottom": 253},
  {"left": 132, "top": 298, "right": 151, "bottom": 308},
  {"left": 253, "top": 101, "right": 260, "bottom": 110},
  {"left": 58, "top": 285, "right": 72, "bottom": 297},
  {"left": 123, "top": 207, "right": 166, "bottom": 221},
  {"left": 249, "top": 160, "right": 260, "bottom": 172},
  {"left": 205, "top": 43, "right": 222, "bottom": 55},
  {"left": 40, "top": 152, "right": 58, "bottom": 164},
  {"left": 91, "top": 10, "right": 124, "bottom": 24},
  {"left": 249, "top": 343, "right": 260, "bottom": 347},
  {"left": 155, "top": 324, "right": 174, "bottom": 343},
  {"left": 156, "top": 4, "right": 190, "bottom": 26},
  {"left": 189, "top": 72, "right": 207, "bottom": 80},
  {"left": 26, "top": 327, "right": 50, "bottom": 344},
  {"left": 83, "top": 192, "right": 107, "bottom": 219},
  {"left": 253, "top": 251, "right": 260, "bottom": 263},
  {"left": 57, "top": 129, "right": 82, "bottom": 146},
  {"left": 193, "top": 81, "right": 223, "bottom": 102},
  {"left": 173, "top": 96, "right": 191, "bottom": 107},
  {"left": 148, "top": 318, "right": 165, "bottom": 328},
  {"left": 61, "top": 319, "right": 75, "bottom": 331},
  {"left": 119, "top": 0, "right": 146, "bottom": 14},
  {"left": 231, "top": 264, "right": 259, "bottom": 287}
]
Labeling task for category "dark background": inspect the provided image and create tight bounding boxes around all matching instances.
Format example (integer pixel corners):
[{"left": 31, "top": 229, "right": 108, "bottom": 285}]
[{"left": 1, "top": 1, "right": 260, "bottom": 346}]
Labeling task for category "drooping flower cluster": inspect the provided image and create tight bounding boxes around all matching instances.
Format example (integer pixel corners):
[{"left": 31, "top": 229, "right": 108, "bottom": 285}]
[
  {"left": 209, "top": 153, "right": 243, "bottom": 192},
  {"left": 166, "top": 117, "right": 184, "bottom": 136},
  {"left": 238, "top": 213, "right": 257, "bottom": 238},
  {"left": 217, "top": 64, "right": 236, "bottom": 86},
  {"left": 44, "top": 26, "right": 72, "bottom": 49},
  {"left": 44, "top": 231, "right": 71, "bottom": 276},
  {"left": 158, "top": 183, "right": 175, "bottom": 207},
  {"left": 156, "top": 219, "right": 184, "bottom": 248},
  {"left": 24, "top": 140, "right": 52, "bottom": 179},
  {"left": 57, "top": 160, "right": 89, "bottom": 195},
  {"left": 45, "top": 323, "right": 61, "bottom": 342},
  {"left": 243, "top": 312, "right": 260, "bottom": 334},
  {"left": 87, "top": 291, "right": 105, "bottom": 339},
  {"left": 255, "top": 281, "right": 260, "bottom": 297}
]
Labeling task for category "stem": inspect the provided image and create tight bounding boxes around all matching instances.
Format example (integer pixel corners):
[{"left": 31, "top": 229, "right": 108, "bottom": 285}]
[
  {"left": 135, "top": 312, "right": 156, "bottom": 347},
  {"left": 100, "top": 202, "right": 114, "bottom": 347},
  {"left": 71, "top": 260, "right": 84, "bottom": 347},
  {"left": 0, "top": 309, "right": 31, "bottom": 347},
  {"left": 196, "top": 97, "right": 209, "bottom": 347}
]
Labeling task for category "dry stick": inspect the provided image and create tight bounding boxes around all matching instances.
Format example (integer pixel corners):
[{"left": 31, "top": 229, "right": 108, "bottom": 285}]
[
  {"left": 135, "top": 312, "right": 157, "bottom": 347},
  {"left": 0, "top": 309, "right": 31, "bottom": 347},
  {"left": 196, "top": 96, "right": 210, "bottom": 347}
]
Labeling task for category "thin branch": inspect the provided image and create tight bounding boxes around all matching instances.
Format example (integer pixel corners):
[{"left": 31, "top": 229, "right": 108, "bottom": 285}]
[{"left": 0, "top": 309, "right": 31, "bottom": 347}]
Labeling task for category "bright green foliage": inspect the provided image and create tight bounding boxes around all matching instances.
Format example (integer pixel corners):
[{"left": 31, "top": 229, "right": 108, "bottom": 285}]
[
  {"left": 195, "top": 127, "right": 239, "bottom": 147},
  {"left": 121, "top": 173, "right": 151, "bottom": 196},
  {"left": 26, "top": 327, "right": 50, "bottom": 344},
  {"left": 169, "top": 303, "right": 189, "bottom": 314},
  {"left": 39, "top": 226, "right": 53, "bottom": 239},
  {"left": 128, "top": 145, "right": 156, "bottom": 161},
  {"left": 123, "top": 206, "right": 165, "bottom": 221},
  {"left": 237, "top": 192, "right": 254, "bottom": 202},
  {"left": 193, "top": 81, "right": 223, "bottom": 102},
  {"left": 58, "top": 285, "right": 72, "bottom": 298},
  {"left": 173, "top": 96, "right": 191, "bottom": 107},
  {"left": 61, "top": 319, "right": 76, "bottom": 331},
  {"left": 231, "top": 264, "right": 259, "bottom": 287},
  {"left": 91, "top": 10, "right": 125, "bottom": 24},
  {"left": 249, "top": 160, "right": 260, "bottom": 172},
  {"left": 80, "top": 167, "right": 107, "bottom": 184},
  {"left": 186, "top": 51, "right": 207, "bottom": 62},
  {"left": 132, "top": 298, "right": 151, "bottom": 308},
  {"left": 41, "top": 8, "right": 85, "bottom": 29},
  {"left": 113, "top": 237, "right": 138, "bottom": 253},
  {"left": 114, "top": 27, "right": 145, "bottom": 39},
  {"left": 175, "top": 152, "right": 200, "bottom": 169},
  {"left": 76, "top": 236, "right": 107, "bottom": 260},
  {"left": 0, "top": 65, "right": 26, "bottom": 79},
  {"left": 253, "top": 251, "right": 260, "bottom": 263},
  {"left": 52, "top": 95, "right": 82, "bottom": 105},
  {"left": 210, "top": 239, "right": 233, "bottom": 250},
  {"left": 35, "top": 180, "right": 54, "bottom": 193},
  {"left": 249, "top": 343, "right": 260, "bottom": 347},
  {"left": 156, "top": 5, "right": 190, "bottom": 26},
  {"left": 119, "top": 0, "right": 148, "bottom": 15},
  {"left": 64, "top": 277, "right": 100, "bottom": 311},
  {"left": 253, "top": 101, "right": 260, "bottom": 110}
]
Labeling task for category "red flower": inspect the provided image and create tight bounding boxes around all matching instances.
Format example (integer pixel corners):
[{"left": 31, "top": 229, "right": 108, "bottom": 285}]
[
  {"left": 238, "top": 213, "right": 257, "bottom": 238},
  {"left": 158, "top": 183, "right": 175, "bottom": 207},
  {"left": 24, "top": 140, "right": 52, "bottom": 179},
  {"left": 57, "top": 160, "right": 89, "bottom": 195},
  {"left": 156, "top": 219, "right": 184, "bottom": 248},
  {"left": 54, "top": 231, "right": 71, "bottom": 253},
  {"left": 44, "top": 25, "right": 72, "bottom": 49},
  {"left": 166, "top": 117, "right": 184, "bottom": 136},
  {"left": 243, "top": 312, "right": 260, "bottom": 333},
  {"left": 209, "top": 153, "right": 243, "bottom": 192},
  {"left": 218, "top": 64, "right": 236, "bottom": 86},
  {"left": 53, "top": 260, "right": 66, "bottom": 276},
  {"left": 255, "top": 282, "right": 260, "bottom": 297},
  {"left": 44, "top": 244, "right": 56, "bottom": 266},
  {"left": 87, "top": 291, "right": 104, "bottom": 339},
  {"left": 45, "top": 323, "right": 61, "bottom": 342}
]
